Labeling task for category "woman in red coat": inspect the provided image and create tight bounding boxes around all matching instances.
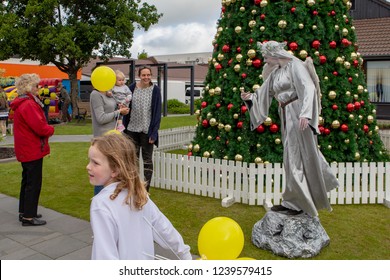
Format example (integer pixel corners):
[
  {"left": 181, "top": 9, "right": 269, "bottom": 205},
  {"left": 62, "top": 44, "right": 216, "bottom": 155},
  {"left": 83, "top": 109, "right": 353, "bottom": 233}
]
[{"left": 10, "top": 74, "right": 55, "bottom": 226}]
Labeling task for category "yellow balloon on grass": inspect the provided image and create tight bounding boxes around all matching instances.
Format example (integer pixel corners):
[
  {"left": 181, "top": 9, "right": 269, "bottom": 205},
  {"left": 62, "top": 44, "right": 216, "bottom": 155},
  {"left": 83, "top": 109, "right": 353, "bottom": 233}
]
[
  {"left": 198, "top": 217, "right": 244, "bottom": 260},
  {"left": 91, "top": 66, "right": 116, "bottom": 92}
]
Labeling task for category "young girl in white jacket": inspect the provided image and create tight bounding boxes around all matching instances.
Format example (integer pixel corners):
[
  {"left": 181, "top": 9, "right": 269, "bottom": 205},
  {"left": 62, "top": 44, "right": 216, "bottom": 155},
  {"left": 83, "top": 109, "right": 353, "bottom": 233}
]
[{"left": 87, "top": 133, "right": 192, "bottom": 260}]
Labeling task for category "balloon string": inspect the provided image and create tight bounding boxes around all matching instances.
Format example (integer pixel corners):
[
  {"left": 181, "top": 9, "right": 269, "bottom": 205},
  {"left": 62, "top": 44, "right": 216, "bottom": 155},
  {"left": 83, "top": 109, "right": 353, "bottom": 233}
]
[{"left": 142, "top": 216, "right": 181, "bottom": 260}]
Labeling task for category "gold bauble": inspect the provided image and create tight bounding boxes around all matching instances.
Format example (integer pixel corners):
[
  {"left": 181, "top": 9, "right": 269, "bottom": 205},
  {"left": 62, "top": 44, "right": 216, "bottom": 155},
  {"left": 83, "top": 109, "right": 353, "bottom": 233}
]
[
  {"left": 332, "top": 120, "right": 340, "bottom": 129},
  {"left": 275, "top": 138, "right": 281, "bottom": 145},
  {"left": 209, "top": 88, "right": 215, "bottom": 96},
  {"left": 324, "top": 76, "right": 328, "bottom": 81},
  {"left": 195, "top": 109, "right": 200, "bottom": 116},
  {"left": 246, "top": 59, "right": 253, "bottom": 66},
  {"left": 367, "top": 115, "right": 374, "bottom": 124},
  {"left": 236, "top": 54, "right": 243, "bottom": 62},
  {"left": 214, "top": 87, "right": 222, "bottom": 95},
  {"left": 354, "top": 94, "right": 358, "bottom": 100},
  {"left": 329, "top": 0, "right": 335, "bottom": 4},
  {"left": 342, "top": 28, "right": 349, "bottom": 36},
  {"left": 224, "top": 124, "right": 232, "bottom": 132},
  {"left": 223, "top": 73, "right": 227, "bottom": 79},
  {"left": 249, "top": 20, "right": 256, "bottom": 28},
  {"left": 314, "top": 51, "right": 320, "bottom": 56},
  {"left": 218, "top": 123, "right": 225, "bottom": 130},
  {"left": 223, "top": 156, "right": 228, "bottom": 160},
  {"left": 355, "top": 152, "right": 360, "bottom": 160},
  {"left": 254, "top": 157, "right": 263, "bottom": 164},
  {"left": 235, "top": 26, "right": 242, "bottom": 33},
  {"left": 260, "top": 0, "right": 268, "bottom": 7},
  {"left": 235, "top": 154, "right": 243, "bottom": 161},
  {"left": 239, "top": 7, "right": 245, "bottom": 12},
  {"left": 260, "top": 26, "right": 266, "bottom": 32},
  {"left": 203, "top": 151, "right": 210, "bottom": 158},
  {"left": 346, "top": 91, "right": 351, "bottom": 97},
  {"left": 349, "top": 114, "right": 354, "bottom": 120},
  {"left": 206, "top": 112, "right": 212, "bottom": 119},
  {"left": 247, "top": 49, "right": 256, "bottom": 58},
  {"left": 209, "top": 118, "right": 217, "bottom": 126},
  {"left": 233, "top": 113, "right": 239, "bottom": 119},
  {"left": 298, "top": 23, "right": 304, "bottom": 29},
  {"left": 319, "top": 116, "right": 324, "bottom": 125},
  {"left": 344, "top": 61, "right": 351, "bottom": 69},
  {"left": 345, "top": 139, "right": 350, "bottom": 144},
  {"left": 252, "top": 84, "right": 260, "bottom": 91},
  {"left": 217, "top": 27, "right": 223, "bottom": 33},
  {"left": 256, "top": 143, "right": 261, "bottom": 148},
  {"left": 312, "top": 25, "right": 317, "bottom": 30},
  {"left": 237, "top": 136, "right": 242, "bottom": 141},
  {"left": 351, "top": 52, "right": 357, "bottom": 60},
  {"left": 188, "top": 144, "right": 193, "bottom": 151},
  {"left": 217, "top": 53, "right": 224, "bottom": 61},
  {"left": 234, "top": 64, "right": 241, "bottom": 72},
  {"left": 368, "top": 131, "right": 373, "bottom": 136},
  {"left": 278, "top": 20, "right": 287, "bottom": 29},
  {"left": 357, "top": 85, "right": 364, "bottom": 93},
  {"left": 193, "top": 144, "right": 200, "bottom": 152},
  {"left": 251, "top": 9, "right": 257, "bottom": 15},
  {"left": 307, "top": 0, "right": 316, "bottom": 6},
  {"left": 328, "top": 145, "right": 332, "bottom": 150},
  {"left": 372, "top": 109, "right": 376, "bottom": 114},
  {"left": 335, "top": 24, "right": 339, "bottom": 31},
  {"left": 207, "top": 135, "right": 213, "bottom": 140},
  {"left": 336, "top": 57, "right": 343, "bottom": 64},
  {"left": 358, "top": 115, "right": 363, "bottom": 120},
  {"left": 375, "top": 126, "right": 379, "bottom": 133},
  {"left": 232, "top": 87, "right": 237, "bottom": 92},
  {"left": 264, "top": 117, "right": 272, "bottom": 126},
  {"left": 299, "top": 50, "right": 308, "bottom": 58},
  {"left": 328, "top": 90, "right": 337, "bottom": 99}
]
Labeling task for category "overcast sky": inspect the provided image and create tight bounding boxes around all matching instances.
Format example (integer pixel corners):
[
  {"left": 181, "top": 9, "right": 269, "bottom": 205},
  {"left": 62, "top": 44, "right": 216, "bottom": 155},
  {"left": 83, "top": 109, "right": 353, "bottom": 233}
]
[{"left": 129, "top": 0, "right": 221, "bottom": 57}]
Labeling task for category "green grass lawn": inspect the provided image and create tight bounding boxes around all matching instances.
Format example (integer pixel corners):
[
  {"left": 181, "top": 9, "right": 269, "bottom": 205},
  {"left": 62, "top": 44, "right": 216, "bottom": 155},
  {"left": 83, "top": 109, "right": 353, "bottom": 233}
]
[{"left": 1, "top": 115, "right": 389, "bottom": 259}]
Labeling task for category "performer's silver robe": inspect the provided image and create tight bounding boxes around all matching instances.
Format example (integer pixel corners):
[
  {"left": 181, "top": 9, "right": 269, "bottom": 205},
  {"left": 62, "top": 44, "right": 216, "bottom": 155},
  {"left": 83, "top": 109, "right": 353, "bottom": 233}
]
[{"left": 246, "top": 58, "right": 339, "bottom": 217}]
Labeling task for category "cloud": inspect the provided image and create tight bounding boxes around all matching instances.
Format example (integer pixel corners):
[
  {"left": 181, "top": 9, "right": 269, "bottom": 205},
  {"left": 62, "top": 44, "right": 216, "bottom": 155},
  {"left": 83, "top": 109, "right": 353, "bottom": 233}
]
[{"left": 130, "top": 0, "right": 221, "bottom": 57}]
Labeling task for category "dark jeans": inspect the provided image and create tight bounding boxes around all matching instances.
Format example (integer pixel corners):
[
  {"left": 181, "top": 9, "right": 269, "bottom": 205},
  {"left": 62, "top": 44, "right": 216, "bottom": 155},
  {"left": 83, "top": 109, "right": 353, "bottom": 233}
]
[
  {"left": 125, "top": 131, "right": 154, "bottom": 192},
  {"left": 19, "top": 158, "right": 43, "bottom": 218},
  {"left": 43, "top": 104, "right": 49, "bottom": 123}
]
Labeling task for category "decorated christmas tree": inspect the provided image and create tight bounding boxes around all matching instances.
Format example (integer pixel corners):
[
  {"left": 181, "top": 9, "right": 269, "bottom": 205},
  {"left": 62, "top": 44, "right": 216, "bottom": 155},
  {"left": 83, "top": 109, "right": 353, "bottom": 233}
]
[{"left": 190, "top": 0, "right": 389, "bottom": 163}]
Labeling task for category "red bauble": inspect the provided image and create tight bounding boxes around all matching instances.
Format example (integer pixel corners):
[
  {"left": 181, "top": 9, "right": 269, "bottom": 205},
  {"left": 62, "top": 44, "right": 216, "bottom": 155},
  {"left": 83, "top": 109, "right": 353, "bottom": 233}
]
[
  {"left": 319, "top": 126, "right": 325, "bottom": 134},
  {"left": 228, "top": 58, "right": 233, "bottom": 65},
  {"left": 201, "top": 101, "right": 207, "bottom": 108},
  {"left": 216, "top": 103, "right": 221, "bottom": 108},
  {"left": 319, "top": 55, "right": 327, "bottom": 64},
  {"left": 348, "top": 77, "right": 353, "bottom": 83},
  {"left": 249, "top": 38, "right": 254, "bottom": 44},
  {"left": 360, "top": 100, "right": 365, "bottom": 107},
  {"left": 330, "top": 10, "right": 336, "bottom": 16},
  {"left": 329, "top": 41, "right": 337, "bottom": 49},
  {"left": 341, "top": 38, "right": 350, "bottom": 47},
  {"left": 354, "top": 101, "right": 361, "bottom": 110},
  {"left": 289, "top": 42, "right": 298, "bottom": 51},
  {"left": 313, "top": 10, "right": 318, "bottom": 16},
  {"left": 256, "top": 124, "right": 265, "bottom": 133},
  {"left": 291, "top": 7, "right": 296, "bottom": 13},
  {"left": 241, "top": 105, "right": 247, "bottom": 113},
  {"left": 225, "top": 140, "right": 229, "bottom": 145},
  {"left": 370, "top": 140, "right": 373, "bottom": 145},
  {"left": 269, "top": 124, "right": 279, "bottom": 133},
  {"left": 260, "top": 14, "right": 266, "bottom": 20},
  {"left": 237, "top": 121, "right": 243, "bottom": 129},
  {"left": 216, "top": 136, "right": 220, "bottom": 141},
  {"left": 252, "top": 59, "right": 262, "bottom": 68},
  {"left": 332, "top": 104, "right": 338, "bottom": 110},
  {"left": 222, "top": 44, "right": 230, "bottom": 53},
  {"left": 215, "top": 63, "right": 222, "bottom": 72},
  {"left": 241, "top": 73, "right": 247, "bottom": 79},
  {"left": 202, "top": 119, "right": 209, "bottom": 127},
  {"left": 353, "top": 60, "right": 359, "bottom": 67},
  {"left": 254, "top": 0, "right": 261, "bottom": 5},
  {"left": 236, "top": 47, "right": 241, "bottom": 53},
  {"left": 345, "top": 18, "right": 349, "bottom": 23},
  {"left": 341, "top": 124, "right": 349, "bottom": 132},
  {"left": 221, "top": 7, "right": 226, "bottom": 13},
  {"left": 363, "top": 125, "right": 369, "bottom": 133},
  {"left": 346, "top": 103, "right": 355, "bottom": 112},
  {"left": 324, "top": 128, "right": 331, "bottom": 135},
  {"left": 333, "top": 71, "right": 338, "bottom": 76},
  {"left": 311, "top": 40, "right": 321, "bottom": 49},
  {"left": 227, "top": 103, "right": 234, "bottom": 110},
  {"left": 188, "top": 152, "right": 193, "bottom": 157}
]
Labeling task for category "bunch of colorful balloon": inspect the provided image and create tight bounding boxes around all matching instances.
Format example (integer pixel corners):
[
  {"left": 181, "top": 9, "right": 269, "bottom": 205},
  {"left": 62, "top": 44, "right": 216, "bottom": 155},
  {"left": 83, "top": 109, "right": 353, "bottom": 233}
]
[{"left": 197, "top": 217, "right": 254, "bottom": 260}]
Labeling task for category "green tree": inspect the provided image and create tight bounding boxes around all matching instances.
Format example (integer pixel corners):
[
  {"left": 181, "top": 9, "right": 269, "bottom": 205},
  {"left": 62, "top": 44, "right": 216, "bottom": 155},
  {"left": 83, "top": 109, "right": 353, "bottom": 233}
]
[
  {"left": 191, "top": 0, "right": 388, "bottom": 163},
  {"left": 0, "top": 0, "right": 161, "bottom": 115},
  {"left": 137, "top": 49, "right": 148, "bottom": 59}
]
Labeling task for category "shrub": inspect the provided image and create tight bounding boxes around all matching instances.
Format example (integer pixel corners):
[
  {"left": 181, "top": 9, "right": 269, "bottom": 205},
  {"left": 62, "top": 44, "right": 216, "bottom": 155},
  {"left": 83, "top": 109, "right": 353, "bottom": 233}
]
[{"left": 167, "top": 99, "right": 190, "bottom": 114}]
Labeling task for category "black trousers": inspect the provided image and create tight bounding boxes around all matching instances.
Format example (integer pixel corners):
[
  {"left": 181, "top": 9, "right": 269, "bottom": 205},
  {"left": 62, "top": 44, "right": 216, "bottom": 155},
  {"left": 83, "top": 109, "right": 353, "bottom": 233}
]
[
  {"left": 125, "top": 131, "right": 154, "bottom": 192},
  {"left": 19, "top": 158, "right": 43, "bottom": 218}
]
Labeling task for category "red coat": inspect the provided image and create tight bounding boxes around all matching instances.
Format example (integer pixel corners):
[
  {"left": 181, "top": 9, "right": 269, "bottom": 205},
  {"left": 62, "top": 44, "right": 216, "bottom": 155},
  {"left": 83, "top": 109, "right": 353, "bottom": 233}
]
[{"left": 10, "top": 93, "right": 54, "bottom": 162}]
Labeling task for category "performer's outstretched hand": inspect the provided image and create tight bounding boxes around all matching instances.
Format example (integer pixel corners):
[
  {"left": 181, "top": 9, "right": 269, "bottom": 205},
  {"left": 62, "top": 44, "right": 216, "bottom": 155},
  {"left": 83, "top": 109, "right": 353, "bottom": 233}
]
[{"left": 241, "top": 92, "right": 252, "bottom": 101}]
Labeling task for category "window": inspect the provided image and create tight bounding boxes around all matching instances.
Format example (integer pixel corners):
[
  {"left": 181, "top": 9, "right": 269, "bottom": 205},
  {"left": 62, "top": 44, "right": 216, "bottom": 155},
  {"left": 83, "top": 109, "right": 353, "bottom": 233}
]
[{"left": 366, "top": 61, "right": 390, "bottom": 103}]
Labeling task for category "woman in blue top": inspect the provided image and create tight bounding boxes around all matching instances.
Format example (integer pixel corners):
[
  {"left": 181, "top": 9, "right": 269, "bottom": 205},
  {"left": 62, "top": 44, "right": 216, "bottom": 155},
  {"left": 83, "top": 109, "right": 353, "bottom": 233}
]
[{"left": 123, "top": 66, "right": 162, "bottom": 192}]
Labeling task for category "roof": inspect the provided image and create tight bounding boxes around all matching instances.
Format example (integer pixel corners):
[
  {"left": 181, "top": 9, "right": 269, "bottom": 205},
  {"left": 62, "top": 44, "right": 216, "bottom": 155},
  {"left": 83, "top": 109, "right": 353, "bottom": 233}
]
[
  {"left": 354, "top": 17, "right": 390, "bottom": 57},
  {"left": 82, "top": 57, "right": 209, "bottom": 83}
]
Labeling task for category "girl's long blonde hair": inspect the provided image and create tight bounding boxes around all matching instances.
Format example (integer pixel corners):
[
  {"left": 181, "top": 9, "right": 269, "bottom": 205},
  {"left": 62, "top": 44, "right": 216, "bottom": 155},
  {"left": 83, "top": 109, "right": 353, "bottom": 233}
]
[{"left": 91, "top": 133, "right": 148, "bottom": 209}]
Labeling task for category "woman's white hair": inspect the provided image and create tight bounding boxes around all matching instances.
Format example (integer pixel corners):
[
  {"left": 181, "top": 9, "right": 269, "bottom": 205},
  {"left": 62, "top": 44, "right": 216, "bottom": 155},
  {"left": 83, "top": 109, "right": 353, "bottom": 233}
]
[{"left": 15, "top": 73, "right": 40, "bottom": 94}]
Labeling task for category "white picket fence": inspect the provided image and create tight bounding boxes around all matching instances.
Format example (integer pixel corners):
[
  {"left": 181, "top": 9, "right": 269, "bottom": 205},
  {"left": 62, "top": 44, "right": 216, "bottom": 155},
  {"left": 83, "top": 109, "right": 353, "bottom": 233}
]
[{"left": 151, "top": 126, "right": 390, "bottom": 208}]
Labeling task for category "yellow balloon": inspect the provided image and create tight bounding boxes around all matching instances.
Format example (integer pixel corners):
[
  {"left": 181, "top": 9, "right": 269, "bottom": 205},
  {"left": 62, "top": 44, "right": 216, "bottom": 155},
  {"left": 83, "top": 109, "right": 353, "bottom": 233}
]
[
  {"left": 236, "top": 257, "right": 256, "bottom": 260},
  {"left": 50, "top": 93, "right": 57, "bottom": 100},
  {"left": 91, "top": 66, "right": 116, "bottom": 92},
  {"left": 44, "top": 98, "right": 51, "bottom": 105},
  {"left": 198, "top": 217, "right": 244, "bottom": 260}
]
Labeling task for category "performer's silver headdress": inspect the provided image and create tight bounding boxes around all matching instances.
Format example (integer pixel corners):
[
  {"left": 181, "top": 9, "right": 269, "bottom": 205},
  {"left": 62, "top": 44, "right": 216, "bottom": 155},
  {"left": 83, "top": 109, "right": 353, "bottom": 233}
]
[{"left": 257, "top": 41, "right": 295, "bottom": 60}]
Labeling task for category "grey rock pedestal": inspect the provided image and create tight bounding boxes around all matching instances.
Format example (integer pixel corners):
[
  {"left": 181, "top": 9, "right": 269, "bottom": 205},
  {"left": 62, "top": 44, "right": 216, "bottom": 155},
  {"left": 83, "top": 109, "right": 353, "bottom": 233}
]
[{"left": 252, "top": 211, "right": 330, "bottom": 258}]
